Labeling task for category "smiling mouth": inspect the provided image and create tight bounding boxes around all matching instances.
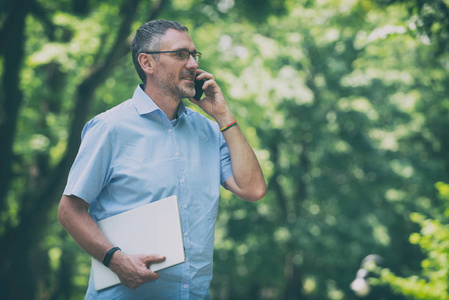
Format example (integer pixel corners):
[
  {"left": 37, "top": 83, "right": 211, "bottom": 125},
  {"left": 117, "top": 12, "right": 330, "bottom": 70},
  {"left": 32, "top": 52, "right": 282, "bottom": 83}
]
[
  {"left": 181, "top": 78, "right": 195, "bottom": 88},
  {"left": 181, "top": 72, "right": 195, "bottom": 82}
]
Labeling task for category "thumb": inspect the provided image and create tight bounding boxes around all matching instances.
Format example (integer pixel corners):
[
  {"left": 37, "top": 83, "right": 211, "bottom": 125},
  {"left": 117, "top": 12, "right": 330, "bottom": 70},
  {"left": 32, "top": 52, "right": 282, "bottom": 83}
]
[{"left": 188, "top": 97, "right": 201, "bottom": 105}]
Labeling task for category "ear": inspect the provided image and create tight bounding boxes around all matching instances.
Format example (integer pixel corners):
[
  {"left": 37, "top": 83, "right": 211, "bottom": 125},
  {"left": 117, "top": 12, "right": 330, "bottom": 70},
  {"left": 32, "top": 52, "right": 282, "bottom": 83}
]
[{"left": 138, "top": 53, "right": 155, "bottom": 74}]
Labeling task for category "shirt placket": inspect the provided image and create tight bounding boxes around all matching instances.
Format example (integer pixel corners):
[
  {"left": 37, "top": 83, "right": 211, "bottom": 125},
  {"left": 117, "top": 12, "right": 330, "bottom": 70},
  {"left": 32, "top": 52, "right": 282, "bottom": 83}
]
[{"left": 167, "top": 118, "right": 190, "bottom": 299}]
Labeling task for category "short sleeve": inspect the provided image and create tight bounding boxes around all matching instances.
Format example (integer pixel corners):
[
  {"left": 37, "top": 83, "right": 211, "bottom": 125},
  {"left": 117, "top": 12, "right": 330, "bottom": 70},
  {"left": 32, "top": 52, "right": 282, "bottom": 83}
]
[{"left": 63, "top": 118, "right": 115, "bottom": 204}]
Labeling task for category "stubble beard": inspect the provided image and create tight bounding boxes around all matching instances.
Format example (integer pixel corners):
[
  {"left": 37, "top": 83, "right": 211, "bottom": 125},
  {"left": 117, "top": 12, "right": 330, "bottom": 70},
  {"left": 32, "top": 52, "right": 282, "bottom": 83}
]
[
  {"left": 157, "top": 71, "right": 195, "bottom": 100},
  {"left": 178, "top": 82, "right": 195, "bottom": 99}
]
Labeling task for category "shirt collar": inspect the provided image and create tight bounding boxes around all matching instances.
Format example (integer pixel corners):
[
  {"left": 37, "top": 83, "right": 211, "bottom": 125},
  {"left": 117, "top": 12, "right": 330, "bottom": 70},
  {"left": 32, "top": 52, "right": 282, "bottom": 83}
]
[{"left": 132, "top": 84, "right": 187, "bottom": 117}]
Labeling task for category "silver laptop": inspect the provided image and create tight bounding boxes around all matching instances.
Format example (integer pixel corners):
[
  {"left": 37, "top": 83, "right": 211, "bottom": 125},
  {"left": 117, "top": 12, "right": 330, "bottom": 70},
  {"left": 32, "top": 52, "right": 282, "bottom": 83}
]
[{"left": 91, "top": 195, "right": 185, "bottom": 290}]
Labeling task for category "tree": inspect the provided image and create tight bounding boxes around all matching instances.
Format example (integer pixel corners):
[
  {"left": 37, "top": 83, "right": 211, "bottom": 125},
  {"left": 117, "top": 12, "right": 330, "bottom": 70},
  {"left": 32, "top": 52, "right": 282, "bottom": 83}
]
[
  {"left": 0, "top": 0, "right": 289, "bottom": 298},
  {"left": 376, "top": 0, "right": 449, "bottom": 56},
  {"left": 375, "top": 182, "right": 449, "bottom": 300},
  {"left": 2, "top": 0, "right": 449, "bottom": 299},
  {"left": 208, "top": 1, "right": 449, "bottom": 298},
  {"left": 0, "top": 0, "right": 166, "bottom": 298}
]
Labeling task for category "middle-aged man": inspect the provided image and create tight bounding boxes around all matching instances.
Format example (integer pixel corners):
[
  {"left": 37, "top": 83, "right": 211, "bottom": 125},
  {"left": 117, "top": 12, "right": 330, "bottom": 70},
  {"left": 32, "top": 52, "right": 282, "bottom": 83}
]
[{"left": 58, "top": 19, "right": 267, "bottom": 299}]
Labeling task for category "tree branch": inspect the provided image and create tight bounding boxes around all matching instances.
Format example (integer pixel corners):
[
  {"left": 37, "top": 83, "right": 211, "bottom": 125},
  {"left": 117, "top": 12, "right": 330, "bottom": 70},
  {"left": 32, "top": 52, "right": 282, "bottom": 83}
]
[
  {"left": 0, "top": 0, "right": 167, "bottom": 298},
  {"left": 56, "top": 0, "right": 168, "bottom": 190}
]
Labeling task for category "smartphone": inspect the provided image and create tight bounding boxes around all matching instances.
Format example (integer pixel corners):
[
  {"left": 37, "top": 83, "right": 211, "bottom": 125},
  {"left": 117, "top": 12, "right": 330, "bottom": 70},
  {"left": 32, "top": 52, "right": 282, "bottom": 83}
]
[{"left": 193, "top": 78, "right": 205, "bottom": 101}]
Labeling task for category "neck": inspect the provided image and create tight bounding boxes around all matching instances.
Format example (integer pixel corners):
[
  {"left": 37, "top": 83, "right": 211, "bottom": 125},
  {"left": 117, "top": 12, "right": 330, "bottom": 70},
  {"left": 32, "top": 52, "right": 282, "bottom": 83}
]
[{"left": 144, "top": 83, "right": 181, "bottom": 121}]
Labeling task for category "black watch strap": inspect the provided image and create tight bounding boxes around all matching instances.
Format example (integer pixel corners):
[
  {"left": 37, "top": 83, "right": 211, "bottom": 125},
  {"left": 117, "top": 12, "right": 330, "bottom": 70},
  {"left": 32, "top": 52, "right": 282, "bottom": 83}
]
[{"left": 103, "top": 246, "right": 121, "bottom": 267}]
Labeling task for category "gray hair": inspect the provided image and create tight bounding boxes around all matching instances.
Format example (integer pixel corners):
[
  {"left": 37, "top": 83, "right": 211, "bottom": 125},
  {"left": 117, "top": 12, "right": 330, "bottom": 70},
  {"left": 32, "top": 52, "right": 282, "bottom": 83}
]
[{"left": 131, "top": 19, "right": 189, "bottom": 84}]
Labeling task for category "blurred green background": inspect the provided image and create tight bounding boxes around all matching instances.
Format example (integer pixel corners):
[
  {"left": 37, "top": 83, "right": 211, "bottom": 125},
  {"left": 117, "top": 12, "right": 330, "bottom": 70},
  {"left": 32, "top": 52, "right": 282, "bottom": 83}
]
[{"left": 2, "top": 0, "right": 449, "bottom": 299}]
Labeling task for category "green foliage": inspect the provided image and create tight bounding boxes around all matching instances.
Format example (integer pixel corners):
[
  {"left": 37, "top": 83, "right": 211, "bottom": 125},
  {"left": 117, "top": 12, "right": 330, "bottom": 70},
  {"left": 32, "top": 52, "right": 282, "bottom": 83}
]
[
  {"left": 375, "top": 0, "right": 449, "bottom": 55},
  {"left": 205, "top": 1, "right": 449, "bottom": 298},
  {"left": 2, "top": 0, "right": 449, "bottom": 299},
  {"left": 376, "top": 182, "right": 449, "bottom": 300}
]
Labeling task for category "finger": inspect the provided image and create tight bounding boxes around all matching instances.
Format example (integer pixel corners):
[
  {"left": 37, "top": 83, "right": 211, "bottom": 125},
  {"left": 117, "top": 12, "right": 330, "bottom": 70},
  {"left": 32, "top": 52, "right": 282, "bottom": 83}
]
[
  {"left": 126, "top": 272, "right": 160, "bottom": 290},
  {"left": 195, "top": 68, "right": 205, "bottom": 75},
  {"left": 196, "top": 71, "right": 213, "bottom": 81},
  {"left": 188, "top": 97, "right": 200, "bottom": 104},
  {"left": 203, "top": 78, "right": 216, "bottom": 90},
  {"left": 143, "top": 254, "right": 166, "bottom": 265},
  {"left": 140, "top": 268, "right": 160, "bottom": 280}
]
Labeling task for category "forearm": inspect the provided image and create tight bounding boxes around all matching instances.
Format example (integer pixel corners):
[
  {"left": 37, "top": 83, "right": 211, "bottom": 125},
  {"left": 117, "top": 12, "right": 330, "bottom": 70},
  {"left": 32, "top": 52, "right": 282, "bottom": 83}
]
[
  {"left": 190, "top": 70, "right": 266, "bottom": 200},
  {"left": 58, "top": 195, "right": 113, "bottom": 262},
  {"left": 58, "top": 194, "right": 163, "bottom": 288},
  {"left": 216, "top": 113, "right": 267, "bottom": 201}
]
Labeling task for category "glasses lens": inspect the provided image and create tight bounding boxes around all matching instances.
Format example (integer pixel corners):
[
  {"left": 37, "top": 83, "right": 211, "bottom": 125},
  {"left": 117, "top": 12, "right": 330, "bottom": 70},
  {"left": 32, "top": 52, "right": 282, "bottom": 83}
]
[
  {"left": 174, "top": 50, "right": 201, "bottom": 62},
  {"left": 193, "top": 52, "right": 201, "bottom": 63},
  {"left": 175, "top": 50, "right": 188, "bottom": 60}
]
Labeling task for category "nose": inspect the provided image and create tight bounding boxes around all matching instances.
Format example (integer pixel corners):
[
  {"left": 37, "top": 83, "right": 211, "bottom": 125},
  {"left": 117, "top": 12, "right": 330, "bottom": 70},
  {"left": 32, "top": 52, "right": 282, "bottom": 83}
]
[{"left": 186, "top": 54, "right": 199, "bottom": 69}]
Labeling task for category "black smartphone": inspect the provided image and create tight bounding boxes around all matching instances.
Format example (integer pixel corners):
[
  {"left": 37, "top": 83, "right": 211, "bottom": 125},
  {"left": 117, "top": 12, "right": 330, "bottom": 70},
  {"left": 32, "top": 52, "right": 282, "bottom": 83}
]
[{"left": 193, "top": 78, "right": 205, "bottom": 101}]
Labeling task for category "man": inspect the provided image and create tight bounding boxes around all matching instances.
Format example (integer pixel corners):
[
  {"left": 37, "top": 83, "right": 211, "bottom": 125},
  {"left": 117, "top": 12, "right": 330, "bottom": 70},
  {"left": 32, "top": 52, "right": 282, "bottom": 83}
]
[{"left": 58, "top": 19, "right": 266, "bottom": 299}]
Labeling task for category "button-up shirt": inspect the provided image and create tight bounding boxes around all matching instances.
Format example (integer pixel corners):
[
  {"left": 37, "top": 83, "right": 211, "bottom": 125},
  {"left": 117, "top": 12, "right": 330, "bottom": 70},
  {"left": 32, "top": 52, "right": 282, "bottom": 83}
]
[{"left": 63, "top": 85, "right": 233, "bottom": 299}]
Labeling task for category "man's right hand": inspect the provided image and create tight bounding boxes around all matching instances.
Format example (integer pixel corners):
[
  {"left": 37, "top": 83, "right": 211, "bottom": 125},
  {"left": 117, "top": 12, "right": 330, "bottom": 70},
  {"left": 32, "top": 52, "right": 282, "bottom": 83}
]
[
  {"left": 58, "top": 195, "right": 167, "bottom": 290},
  {"left": 108, "top": 251, "right": 166, "bottom": 289}
]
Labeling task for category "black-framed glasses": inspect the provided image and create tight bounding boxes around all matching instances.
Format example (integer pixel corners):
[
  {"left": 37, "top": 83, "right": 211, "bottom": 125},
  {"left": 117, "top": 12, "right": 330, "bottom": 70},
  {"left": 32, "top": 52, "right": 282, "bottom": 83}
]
[{"left": 144, "top": 50, "right": 202, "bottom": 63}]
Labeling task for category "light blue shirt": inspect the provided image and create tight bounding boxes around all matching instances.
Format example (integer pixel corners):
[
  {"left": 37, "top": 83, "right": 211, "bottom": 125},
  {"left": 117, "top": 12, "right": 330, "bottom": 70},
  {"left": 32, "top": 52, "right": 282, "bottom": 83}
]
[{"left": 64, "top": 85, "right": 233, "bottom": 299}]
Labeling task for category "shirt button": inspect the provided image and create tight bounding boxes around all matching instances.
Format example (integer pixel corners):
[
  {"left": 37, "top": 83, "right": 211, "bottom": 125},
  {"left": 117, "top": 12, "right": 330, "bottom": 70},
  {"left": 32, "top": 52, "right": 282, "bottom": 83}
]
[
  {"left": 175, "top": 152, "right": 180, "bottom": 157},
  {"left": 180, "top": 179, "right": 185, "bottom": 183},
  {"left": 183, "top": 204, "right": 187, "bottom": 209},
  {"left": 184, "top": 232, "right": 188, "bottom": 237},
  {"left": 184, "top": 284, "right": 188, "bottom": 289},
  {"left": 168, "top": 129, "right": 173, "bottom": 133}
]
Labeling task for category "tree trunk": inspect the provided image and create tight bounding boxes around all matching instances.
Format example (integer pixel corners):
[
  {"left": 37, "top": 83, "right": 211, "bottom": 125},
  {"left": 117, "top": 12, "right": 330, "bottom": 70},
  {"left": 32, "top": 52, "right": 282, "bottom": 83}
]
[
  {"left": 284, "top": 253, "right": 304, "bottom": 300},
  {"left": 0, "top": 0, "right": 36, "bottom": 296},
  {"left": 0, "top": 0, "right": 34, "bottom": 222},
  {"left": 0, "top": 0, "right": 171, "bottom": 298}
]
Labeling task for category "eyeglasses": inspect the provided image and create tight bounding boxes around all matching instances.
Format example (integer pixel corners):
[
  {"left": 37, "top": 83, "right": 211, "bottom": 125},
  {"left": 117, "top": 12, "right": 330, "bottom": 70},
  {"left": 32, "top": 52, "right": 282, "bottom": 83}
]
[{"left": 144, "top": 50, "right": 202, "bottom": 63}]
